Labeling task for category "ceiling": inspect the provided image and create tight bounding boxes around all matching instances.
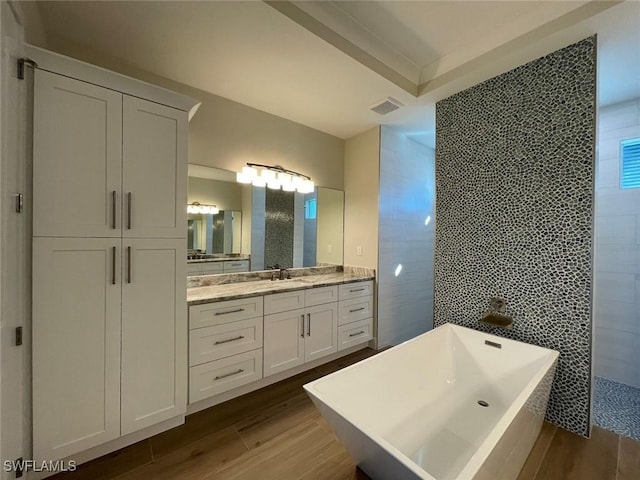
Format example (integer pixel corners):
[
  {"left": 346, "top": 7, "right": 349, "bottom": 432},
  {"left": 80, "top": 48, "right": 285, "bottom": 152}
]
[{"left": 36, "top": 1, "right": 640, "bottom": 148}]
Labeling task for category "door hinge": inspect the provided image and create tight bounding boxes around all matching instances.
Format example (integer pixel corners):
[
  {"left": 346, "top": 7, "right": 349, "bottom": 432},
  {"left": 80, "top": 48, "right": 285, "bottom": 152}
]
[
  {"left": 17, "top": 57, "right": 38, "bottom": 80},
  {"left": 15, "top": 326, "right": 22, "bottom": 346},
  {"left": 15, "top": 193, "right": 23, "bottom": 213}
]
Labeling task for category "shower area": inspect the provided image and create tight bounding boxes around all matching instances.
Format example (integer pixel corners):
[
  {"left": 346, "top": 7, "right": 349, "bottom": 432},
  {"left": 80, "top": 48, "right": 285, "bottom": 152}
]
[{"left": 593, "top": 97, "right": 640, "bottom": 440}]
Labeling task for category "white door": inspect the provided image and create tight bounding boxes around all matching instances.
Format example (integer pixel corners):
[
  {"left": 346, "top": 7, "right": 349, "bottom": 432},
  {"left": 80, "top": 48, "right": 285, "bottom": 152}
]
[
  {"left": 32, "top": 237, "right": 121, "bottom": 461},
  {"left": 305, "top": 303, "right": 338, "bottom": 362},
  {"left": 33, "top": 70, "right": 122, "bottom": 237},
  {"left": 263, "top": 308, "right": 305, "bottom": 377},
  {"left": 121, "top": 238, "right": 187, "bottom": 435},
  {"left": 122, "top": 96, "right": 187, "bottom": 239}
]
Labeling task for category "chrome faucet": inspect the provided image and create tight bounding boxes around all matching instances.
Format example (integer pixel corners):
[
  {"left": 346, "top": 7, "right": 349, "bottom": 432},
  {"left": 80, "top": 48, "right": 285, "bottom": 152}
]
[{"left": 279, "top": 268, "right": 290, "bottom": 280}]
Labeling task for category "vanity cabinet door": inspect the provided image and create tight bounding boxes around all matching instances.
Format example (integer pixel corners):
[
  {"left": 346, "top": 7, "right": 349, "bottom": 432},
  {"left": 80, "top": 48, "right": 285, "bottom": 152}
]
[
  {"left": 304, "top": 303, "right": 338, "bottom": 362},
  {"left": 33, "top": 70, "right": 122, "bottom": 238},
  {"left": 121, "top": 238, "right": 187, "bottom": 435},
  {"left": 263, "top": 308, "right": 305, "bottom": 377},
  {"left": 32, "top": 238, "right": 121, "bottom": 461},
  {"left": 122, "top": 96, "right": 187, "bottom": 239}
]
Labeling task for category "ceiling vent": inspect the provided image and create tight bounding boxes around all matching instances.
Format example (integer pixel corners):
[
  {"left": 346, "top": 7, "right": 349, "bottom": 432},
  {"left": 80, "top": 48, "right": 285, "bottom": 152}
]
[{"left": 370, "top": 97, "right": 403, "bottom": 115}]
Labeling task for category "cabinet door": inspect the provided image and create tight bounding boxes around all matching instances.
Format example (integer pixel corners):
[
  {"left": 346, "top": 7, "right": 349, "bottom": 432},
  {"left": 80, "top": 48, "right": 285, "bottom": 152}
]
[
  {"left": 121, "top": 238, "right": 187, "bottom": 435},
  {"left": 32, "top": 238, "right": 121, "bottom": 461},
  {"left": 123, "top": 96, "right": 187, "bottom": 238},
  {"left": 305, "top": 303, "right": 338, "bottom": 363},
  {"left": 263, "top": 309, "right": 305, "bottom": 377},
  {"left": 33, "top": 70, "right": 122, "bottom": 237}
]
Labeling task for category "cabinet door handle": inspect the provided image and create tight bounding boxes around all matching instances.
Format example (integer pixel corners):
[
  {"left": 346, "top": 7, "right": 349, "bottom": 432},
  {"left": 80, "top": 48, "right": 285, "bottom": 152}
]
[
  {"left": 350, "top": 288, "right": 366, "bottom": 293},
  {"left": 111, "top": 191, "right": 117, "bottom": 229},
  {"left": 300, "top": 315, "right": 305, "bottom": 338},
  {"left": 111, "top": 246, "right": 116, "bottom": 285},
  {"left": 214, "top": 335, "right": 245, "bottom": 345},
  {"left": 127, "top": 192, "right": 132, "bottom": 229},
  {"left": 349, "top": 307, "right": 366, "bottom": 313},
  {"left": 214, "top": 308, "right": 245, "bottom": 316},
  {"left": 349, "top": 331, "right": 365, "bottom": 337},
  {"left": 127, "top": 246, "right": 132, "bottom": 284},
  {"left": 307, "top": 313, "right": 311, "bottom": 337},
  {"left": 214, "top": 369, "right": 244, "bottom": 381}
]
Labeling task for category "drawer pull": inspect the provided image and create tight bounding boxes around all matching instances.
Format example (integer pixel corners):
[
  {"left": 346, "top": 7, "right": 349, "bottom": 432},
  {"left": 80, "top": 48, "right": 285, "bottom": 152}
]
[
  {"left": 350, "top": 288, "right": 366, "bottom": 293},
  {"left": 215, "top": 308, "right": 245, "bottom": 316},
  {"left": 349, "top": 331, "right": 365, "bottom": 337},
  {"left": 349, "top": 307, "right": 366, "bottom": 313},
  {"left": 214, "top": 369, "right": 244, "bottom": 380},
  {"left": 301, "top": 315, "right": 305, "bottom": 338},
  {"left": 214, "top": 335, "right": 245, "bottom": 345},
  {"left": 229, "top": 263, "right": 241, "bottom": 266},
  {"left": 307, "top": 313, "right": 311, "bottom": 337}
]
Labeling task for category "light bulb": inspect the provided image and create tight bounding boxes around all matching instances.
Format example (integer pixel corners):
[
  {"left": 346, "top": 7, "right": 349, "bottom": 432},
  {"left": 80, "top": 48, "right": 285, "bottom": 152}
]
[
  {"left": 267, "top": 180, "right": 281, "bottom": 190},
  {"left": 252, "top": 177, "right": 266, "bottom": 187},
  {"left": 236, "top": 171, "right": 252, "bottom": 184},
  {"left": 242, "top": 166, "right": 257, "bottom": 179},
  {"left": 261, "top": 169, "right": 276, "bottom": 181}
]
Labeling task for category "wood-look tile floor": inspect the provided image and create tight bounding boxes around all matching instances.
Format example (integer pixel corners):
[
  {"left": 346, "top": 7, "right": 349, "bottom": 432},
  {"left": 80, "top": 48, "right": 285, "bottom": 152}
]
[{"left": 51, "top": 348, "right": 640, "bottom": 480}]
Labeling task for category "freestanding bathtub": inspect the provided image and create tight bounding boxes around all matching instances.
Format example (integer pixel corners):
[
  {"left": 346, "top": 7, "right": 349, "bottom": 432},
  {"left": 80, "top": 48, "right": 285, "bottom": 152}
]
[{"left": 304, "top": 323, "right": 558, "bottom": 480}]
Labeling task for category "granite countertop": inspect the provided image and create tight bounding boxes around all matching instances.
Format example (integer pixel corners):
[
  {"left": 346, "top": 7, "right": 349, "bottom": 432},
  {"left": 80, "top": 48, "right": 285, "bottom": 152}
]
[
  {"left": 187, "top": 271, "right": 374, "bottom": 305},
  {"left": 187, "top": 256, "right": 250, "bottom": 264}
]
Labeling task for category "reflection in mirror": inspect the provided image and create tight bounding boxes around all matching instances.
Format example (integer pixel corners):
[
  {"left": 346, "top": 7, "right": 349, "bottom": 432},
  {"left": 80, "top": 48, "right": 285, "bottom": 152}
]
[
  {"left": 188, "top": 164, "right": 344, "bottom": 275},
  {"left": 188, "top": 211, "right": 242, "bottom": 254}
]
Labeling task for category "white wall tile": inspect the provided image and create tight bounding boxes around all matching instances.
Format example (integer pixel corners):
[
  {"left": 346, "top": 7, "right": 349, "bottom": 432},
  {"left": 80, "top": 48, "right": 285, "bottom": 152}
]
[
  {"left": 595, "top": 98, "right": 640, "bottom": 385},
  {"left": 595, "top": 215, "right": 636, "bottom": 244},
  {"left": 594, "top": 299, "right": 640, "bottom": 333},
  {"left": 596, "top": 189, "right": 640, "bottom": 216},
  {"left": 377, "top": 127, "right": 435, "bottom": 347},
  {"left": 594, "top": 244, "right": 640, "bottom": 274},
  {"left": 598, "top": 100, "right": 638, "bottom": 133},
  {"left": 595, "top": 272, "right": 636, "bottom": 302}
]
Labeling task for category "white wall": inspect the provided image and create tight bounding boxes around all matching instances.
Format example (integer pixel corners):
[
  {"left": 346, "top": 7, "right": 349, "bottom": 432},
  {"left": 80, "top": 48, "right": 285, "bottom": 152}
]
[
  {"left": 187, "top": 177, "right": 243, "bottom": 211},
  {"left": 594, "top": 98, "right": 640, "bottom": 387},
  {"left": 38, "top": 36, "right": 346, "bottom": 191},
  {"left": 316, "top": 188, "right": 344, "bottom": 265},
  {"left": 377, "top": 126, "right": 435, "bottom": 347},
  {"left": 344, "top": 127, "right": 379, "bottom": 269}
]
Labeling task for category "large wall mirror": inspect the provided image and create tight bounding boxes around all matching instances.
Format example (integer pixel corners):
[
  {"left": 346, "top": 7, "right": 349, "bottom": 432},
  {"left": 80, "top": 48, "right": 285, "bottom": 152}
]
[{"left": 188, "top": 164, "right": 344, "bottom": 274}]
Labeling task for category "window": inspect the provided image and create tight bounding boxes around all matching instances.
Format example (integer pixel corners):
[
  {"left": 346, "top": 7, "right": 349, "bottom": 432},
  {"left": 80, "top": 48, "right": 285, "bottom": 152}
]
[
  {"left": 621, "top": 137, "right": 640, "bottom": 189},
  {"left": 304, "top": 198, "right": 317, "bottom": 219}
]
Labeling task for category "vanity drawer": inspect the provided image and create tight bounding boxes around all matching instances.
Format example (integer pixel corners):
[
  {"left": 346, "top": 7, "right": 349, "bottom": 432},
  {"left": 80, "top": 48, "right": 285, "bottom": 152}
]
[
  {"left": 339, "top": 296, "right": 374, "bottom": 326},
  {"left": 200, "top": 262, "right": 223, "bottom": 275},
  {"left": 189, "top": 317, "right": 263, "bottom": 366},
  {"left": 189, "top": 349, "right": 263, "bottom": 403},
  {"left": 338, "top": 318, "right": 373, "bottom": 351},
  {"left": 189, "top": 296, "right": 263, "bottom": 329},
  {"left": 305, "top": 285, "right": 338, "bottom": 307},
  {"left": 339, "top": 281, "right": 373, "bottom": 301},
  {"left": 264, "top": 290, "right": 305, "bottom": 315},
  {"left": 223, "top": 260, "right": 249, "bottom": 273}
]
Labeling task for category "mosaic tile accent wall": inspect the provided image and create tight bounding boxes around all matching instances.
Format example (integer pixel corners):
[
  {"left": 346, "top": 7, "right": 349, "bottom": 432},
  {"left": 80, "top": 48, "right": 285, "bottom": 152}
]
[
  {"left": 434, "top": 37, "right": 596, "bottom": 436},
  {"left": 265, "top": 189, "right": 294, "bottom": 269}
]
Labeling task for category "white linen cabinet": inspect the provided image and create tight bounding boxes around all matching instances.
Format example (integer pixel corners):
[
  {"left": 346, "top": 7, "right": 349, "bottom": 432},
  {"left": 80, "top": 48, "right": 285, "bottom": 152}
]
[{"left": 31, "top": 51, "right": 196, "bottom": 463}]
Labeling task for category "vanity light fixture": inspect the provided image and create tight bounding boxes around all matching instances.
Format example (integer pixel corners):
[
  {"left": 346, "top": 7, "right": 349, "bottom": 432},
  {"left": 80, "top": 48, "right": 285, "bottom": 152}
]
[
  {"left": 187, "top": 202, "right": 219, "bottom": 214},
  {"left": 236, "top": 163, "right": 314, "bottom": 194}
]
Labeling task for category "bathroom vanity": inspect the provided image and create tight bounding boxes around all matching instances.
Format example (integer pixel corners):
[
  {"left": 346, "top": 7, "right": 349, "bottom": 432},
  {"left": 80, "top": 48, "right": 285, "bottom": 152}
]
[{"left": 186, "top": 269, "right": 374, "bottom": 412}]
